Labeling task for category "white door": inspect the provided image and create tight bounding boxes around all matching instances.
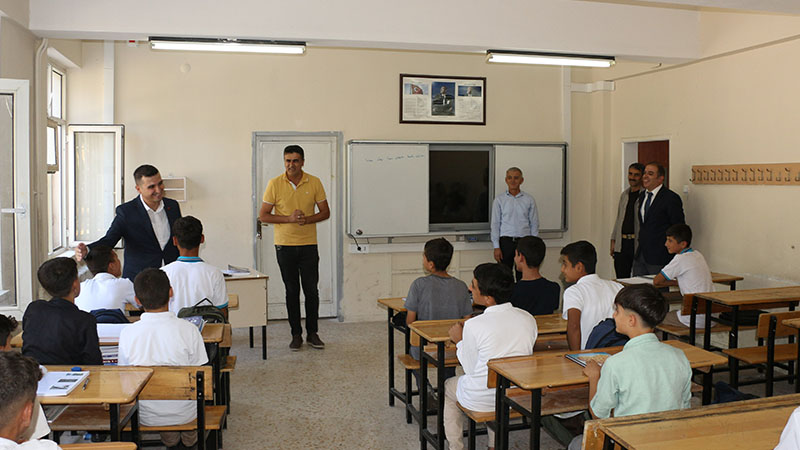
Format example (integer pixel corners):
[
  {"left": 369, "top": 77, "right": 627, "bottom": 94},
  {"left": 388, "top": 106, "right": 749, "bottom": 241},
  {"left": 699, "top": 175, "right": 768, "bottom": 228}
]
[{"left": 253, "top": 133, "right": 338, "bottom": 320}]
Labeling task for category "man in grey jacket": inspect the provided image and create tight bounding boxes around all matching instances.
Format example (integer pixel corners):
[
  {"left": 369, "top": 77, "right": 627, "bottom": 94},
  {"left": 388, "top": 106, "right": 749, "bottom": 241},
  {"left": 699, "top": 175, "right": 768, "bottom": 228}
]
[{"left": 610, "top": 163, "right": 644, "bottom": 278}]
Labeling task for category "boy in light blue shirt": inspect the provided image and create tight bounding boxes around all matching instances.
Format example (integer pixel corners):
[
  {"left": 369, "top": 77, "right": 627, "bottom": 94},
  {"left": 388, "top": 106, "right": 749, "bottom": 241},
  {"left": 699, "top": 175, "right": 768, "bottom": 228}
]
[{"left": 569, "top": 284, "right": 692, "bottom": 449}]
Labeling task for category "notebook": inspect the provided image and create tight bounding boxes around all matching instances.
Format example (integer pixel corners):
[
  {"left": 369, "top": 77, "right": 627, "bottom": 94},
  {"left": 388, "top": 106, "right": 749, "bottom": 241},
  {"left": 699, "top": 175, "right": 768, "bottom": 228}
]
[{"left": 565, "top": 352, "right": 610, "bottom": 367}]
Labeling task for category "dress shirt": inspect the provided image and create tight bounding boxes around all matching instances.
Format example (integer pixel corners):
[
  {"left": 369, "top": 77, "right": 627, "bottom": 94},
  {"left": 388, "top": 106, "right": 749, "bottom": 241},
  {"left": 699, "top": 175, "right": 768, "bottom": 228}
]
[
  {"left": 561, "top": 274, "right": 622, "bottom": 349},
  {"left": 590, "top": 333, "right": 691, "bottom": 418},
  {"left": 776, "top": 407, "right": 800, "bottom": 450},
  {"left": 75, "top": 272, "right": 136, "bottom": 313},
  {"left": 490, "top": 190, "right": 539, "bottom": 248},
  {"left": 0, "top": 437, "right": 59, "bottom": 449},
  {"left": 162, "top": 256, "right": 228, "bottom": 315},
  {"left": 639, "top": 184, "right": 663, "bottom": 221},
  {"left": 21, "top": 298, "right": 103, "bottom": 365},
  {"left": 139, "top": 195, "right": 170, "bottom": 252},
  {"left": 118, "top": 311, "right": 208, "bottom": 426},
  {"left": 456, "top": 302, "right": 537, "bottom": 411}
]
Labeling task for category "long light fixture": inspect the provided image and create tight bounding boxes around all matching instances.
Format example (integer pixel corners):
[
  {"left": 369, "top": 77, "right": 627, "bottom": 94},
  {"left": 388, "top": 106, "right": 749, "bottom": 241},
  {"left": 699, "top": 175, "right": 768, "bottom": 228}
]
[
  {"left": 149, "top": 37, "right": 306, "bottom": 55},
  {"left": 487, "top": 50, "right": 614, "bottom": 68}
]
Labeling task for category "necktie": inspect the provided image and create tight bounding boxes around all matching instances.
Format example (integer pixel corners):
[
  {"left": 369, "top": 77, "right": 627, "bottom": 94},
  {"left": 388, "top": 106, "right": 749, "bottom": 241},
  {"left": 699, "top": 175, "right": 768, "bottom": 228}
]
[{"left": 644, "top": 191, "right": 653, "bottom": 220}]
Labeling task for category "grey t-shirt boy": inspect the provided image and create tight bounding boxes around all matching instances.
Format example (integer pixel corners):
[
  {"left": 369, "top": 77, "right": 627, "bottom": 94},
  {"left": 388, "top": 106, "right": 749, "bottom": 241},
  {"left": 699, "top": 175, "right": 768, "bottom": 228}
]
[{"left": 406, "top": 274, "right": 472, "bottom": 359}]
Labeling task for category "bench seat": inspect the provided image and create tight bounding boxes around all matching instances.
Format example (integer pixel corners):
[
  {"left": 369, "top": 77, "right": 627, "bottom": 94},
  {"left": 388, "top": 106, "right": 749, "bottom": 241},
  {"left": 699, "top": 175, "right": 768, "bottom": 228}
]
[{"left": 723, "top": 343, "right": 798, "bottom": 365}]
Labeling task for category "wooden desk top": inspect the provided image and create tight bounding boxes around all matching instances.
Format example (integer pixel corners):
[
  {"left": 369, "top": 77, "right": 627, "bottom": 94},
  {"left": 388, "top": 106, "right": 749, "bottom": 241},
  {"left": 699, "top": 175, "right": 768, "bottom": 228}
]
[
  {"left": 782, "top": 317, "right": 800, "bottom": 330},
  {"left": 224, "top": 270, "right": 269, "bottom": 281},
  {"left": 61, "top": 443, "right": 138, "bottom": 450},
  {"left": 13, "top": 323, "right": 224, "bottom": 348},
  {"left": 377, "top": 297, "right": 406, "bottom": 312},
  {"left": 535, "top": 314, "right": 568, "bottom": 335},
  {"left": 695, "top": 286, "right": 800, "bottom": 306},
  {"left": 40, "top": 366, "right": 152, "bottom": 405},
  {"left": 409, "top": 319, "right": 463, "bottom": 342},
  {"left": 590, "top": 393, "right": 800, "bottom": 450},
  {"left": 617, "top": 272, "right": 743, "bottom": 287},
  {"left": 488, "top": 340, "right": 726, "bottom": 391}
]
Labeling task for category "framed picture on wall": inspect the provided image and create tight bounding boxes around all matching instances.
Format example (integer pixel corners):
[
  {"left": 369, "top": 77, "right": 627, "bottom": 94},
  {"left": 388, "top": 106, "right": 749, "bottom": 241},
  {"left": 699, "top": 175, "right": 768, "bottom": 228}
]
[{"left": 400, "top": 74, "right": 486, "bottom": 125}]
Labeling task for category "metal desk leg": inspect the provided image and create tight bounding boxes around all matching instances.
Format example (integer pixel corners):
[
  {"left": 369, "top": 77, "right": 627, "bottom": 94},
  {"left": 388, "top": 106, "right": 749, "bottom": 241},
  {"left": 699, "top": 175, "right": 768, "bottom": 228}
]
[
  {"left": 702, "top": 367, "right": 713, "bottom": 405},
  {"left": 212, "top": 343, "right": 222, "bottom": 405},
  {"left": 388, "top": 309, "right": 395, "bottom": 406},
  {"left": 262, "top": 325, "right": 267, "bottom": 360},
  {"left": 419, "top": 337, "right": 429, "bottom": 450},
  {"left": 689, "top": 296, "right": 698, "bottom": 347},
  {"left": 131, "top": 401, "right": 141, "bottom": 448},
  {"left": 703, "top": 300, "right": 713, "bottom": 350},
  {"left": 495, "top": 375, "right": 510, "bottom": 450},
  {"left": 436, "top": 343, "right": 446, "bottom": 450},
  {"left": 109, "top": 404, "right": 120, "bottom": 441},
  {"left": 796, "top": 330, "right": 800, "bottom": 393},
  {"left": 249, "top": 327, "right": 254, "bottom": 347},
  {"left": 531, "top": 389, "right": 542, "bottom": 450},
  {"left": 729, "top": 306, "right": 740, "bottom": 387},
  {"left": 730, "top": 281, "right": 736, "bottom": 291}
]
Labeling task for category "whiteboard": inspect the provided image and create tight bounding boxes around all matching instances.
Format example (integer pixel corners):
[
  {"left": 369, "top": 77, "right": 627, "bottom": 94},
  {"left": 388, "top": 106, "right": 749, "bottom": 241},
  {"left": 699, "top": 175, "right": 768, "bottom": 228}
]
[
  {"left": 348, "top": 143, "right": 429, "bottom": 237},
  {"left": 495, "top": 145, "right": 566, "bottom": 232}
]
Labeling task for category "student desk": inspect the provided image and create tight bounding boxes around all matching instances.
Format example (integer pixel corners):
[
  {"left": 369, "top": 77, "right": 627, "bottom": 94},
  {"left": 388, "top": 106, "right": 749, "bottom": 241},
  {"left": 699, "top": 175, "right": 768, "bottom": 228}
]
[
  {"left": 616, "top": 272, "right": 744, "bottom": 290},
  {"left": 377, "top": 297, "right": 409, "bottom": 408},
  {"left": 694, "top": 286, "right": 800, "bottom": 385},
  {"left": 584, "top": 393, "right": 800, "bottom": 450},
  {"left": 408, "top": 316, "right": 567, "bottom": 450},
  {"left": 43, "top": 366, "right": 153, "bottom": 444},
  {"left": 781, "top": 317, "right": 800, "bottom": 393},
  {"left": 487, "top": 340, "right": 727, "bottom": 450},
  {"left": 225, "top": 270, "right": 269, "bottom": 360}
]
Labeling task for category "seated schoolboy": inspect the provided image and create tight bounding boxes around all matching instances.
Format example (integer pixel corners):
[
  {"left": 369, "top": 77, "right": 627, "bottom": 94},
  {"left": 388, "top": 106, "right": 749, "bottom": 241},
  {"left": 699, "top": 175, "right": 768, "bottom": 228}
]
[
  {"left": 75, "top": 245, "right": 136, "bottom": 315},
  {"left": 161, "top": 216, "right": 228, "bottom": 315},
  {"left": 653, "top": 224, "right": 714, "bottom": 328},
  {"left": 22, "top": 258, "right": 102, "bottom": 365},
  {"left": 118, "top": 268, "right": 208, "bottom": 449},
  {"left": 560, "top": 241, "right": 623, "bottom": 350},
  {"left": 776, "top": 406, "right": 800, "bottom": 450},
  {"left": 444, "top": 263, "right": 537, "bottom": 450},
  {"left": 0, "top": 316, "right": 49, "bottom": 443},
  {"left": 510, "top": 236, "right": 560, "bottom": 316},
  {"left": 0, "top": 352, "right": 59, "bottom": 449},
  {"left": 568, "top": 284, "right": 691, "bottom": 450}
]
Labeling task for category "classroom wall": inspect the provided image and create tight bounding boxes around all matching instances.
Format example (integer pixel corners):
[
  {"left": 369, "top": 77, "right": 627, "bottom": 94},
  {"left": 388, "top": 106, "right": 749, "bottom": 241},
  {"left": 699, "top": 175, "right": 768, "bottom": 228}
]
[
  {"left": 578, "top": 36, "right": 800, "bottom": 288},
  {"left": 67, "top": 42, "right": 568, "bottom": 321}
]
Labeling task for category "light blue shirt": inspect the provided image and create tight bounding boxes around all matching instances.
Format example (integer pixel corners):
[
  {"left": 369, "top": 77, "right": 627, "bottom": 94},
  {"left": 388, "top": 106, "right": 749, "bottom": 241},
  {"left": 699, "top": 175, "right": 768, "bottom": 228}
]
[
  {"left": 590, "top": 333, "right": 692, "bottom": 418},
  {"left": 490, "top": 190, "right": 539, "bottom": 247}
]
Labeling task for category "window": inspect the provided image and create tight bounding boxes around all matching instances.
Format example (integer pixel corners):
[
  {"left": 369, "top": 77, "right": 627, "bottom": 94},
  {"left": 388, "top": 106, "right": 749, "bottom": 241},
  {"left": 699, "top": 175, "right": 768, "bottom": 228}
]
[
  {"left": 67, "top": 125, "right": 125, "bottom": 245},
  {"left": 0, "top": 79, "right": 32, "bottom": 312},
  {"left": 46, "top": 65, "right": 66, "bottom": 254}
]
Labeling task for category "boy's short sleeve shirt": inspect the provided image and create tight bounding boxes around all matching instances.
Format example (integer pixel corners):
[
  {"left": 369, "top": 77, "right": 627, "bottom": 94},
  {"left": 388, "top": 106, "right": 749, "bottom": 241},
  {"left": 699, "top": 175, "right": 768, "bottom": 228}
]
[
  {"left": 510, "top": 278, "right": 560, "bottom": 316},
  {"left": 75, "top": 273, "right": 136, "bottom": 313},
  {"left": 561, "top": 274, "right": 622, "bottom": 349},
  {"left": 660, "top": 249, "right": 713, "bottom": 296},
  {"left": 162, "top": 257, "right": 228, "bottom": 315},
  {"left": 776, "top": 407, "right": 800, "bottom": 450},
  {"left": 590, "top": 333, "right": 692, "bottom": 418},
  {"left": 404, "top": 275, "right": 472, "bottom": 321},
  {"left": 262, "top": 172, "right": 327, "bottom": 246}
]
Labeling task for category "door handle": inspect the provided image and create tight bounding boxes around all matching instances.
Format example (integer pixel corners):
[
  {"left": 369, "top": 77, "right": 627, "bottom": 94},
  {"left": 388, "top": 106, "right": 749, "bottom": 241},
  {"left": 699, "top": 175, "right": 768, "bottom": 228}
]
[{"left": 256, "top": 218, "right": 263, "bottom": 240}]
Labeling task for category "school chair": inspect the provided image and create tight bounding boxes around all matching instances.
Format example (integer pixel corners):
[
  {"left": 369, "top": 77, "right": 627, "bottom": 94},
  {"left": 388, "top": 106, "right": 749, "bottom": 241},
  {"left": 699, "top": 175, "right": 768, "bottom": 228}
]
[
  {"left": 398, "top": 329, "right": 459, "bottom": 424},
  {"left": 723, "top": 310, "right": 800, "bottom": 396}
]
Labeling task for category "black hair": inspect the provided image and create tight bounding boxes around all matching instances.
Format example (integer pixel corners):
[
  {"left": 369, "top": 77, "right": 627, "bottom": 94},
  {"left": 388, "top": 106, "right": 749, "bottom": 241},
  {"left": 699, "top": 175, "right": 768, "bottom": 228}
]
[
  {"left": 666, "top": 223, "right": 692, "bottom": 247},
  {"left": 0, "top": 352, "right": 42, "bottom": 426},
  {"left": 473, "top": 263, "right": 514, "bottom": 304},
  {"left": 133, "top": 164, "right": 160, "bottom": 184},
  {"left": 173, "top": 216, "right": 203, "bottom": 250},
  {"left": 37, "top": 257, "right": 78, "bottom": 298},
  {"left": 424, "top": 238, "right": 454, "bottom": 272},
  {"left": 0, "top": 314, "right": 18, "bottom": 346},
  {"left": 284, "top": 145, "right": 305, "bottom": 159},
  {"left": 628, "top": 162, "right": 645, "bottom": 173},
  {"left": 516, "top": 236, "right": 546, "bottom": 268},
  {"left": 645, "top": 162, "right": 666, "bottom": 178},
  {"left": 85, "top": 245, "right": 115, "bottom": 275},
  {"left": 614, "top": 284, "right": 668, "bottom": 328},
  {"left": 560, "top": 240, "right": 597, "bottom": 274},
  {"left": 133, "top": 268, "right": 171, "bottom": 310}
]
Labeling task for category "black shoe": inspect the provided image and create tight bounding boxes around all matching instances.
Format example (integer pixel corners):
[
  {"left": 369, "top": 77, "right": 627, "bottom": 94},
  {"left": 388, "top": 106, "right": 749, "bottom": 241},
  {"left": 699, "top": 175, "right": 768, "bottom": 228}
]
[
  {"left": 289, "top": 335, "right": 303, "bottom": 351},
  {"left": 307, "top": 333, "right": 325, "bottom": 349}
]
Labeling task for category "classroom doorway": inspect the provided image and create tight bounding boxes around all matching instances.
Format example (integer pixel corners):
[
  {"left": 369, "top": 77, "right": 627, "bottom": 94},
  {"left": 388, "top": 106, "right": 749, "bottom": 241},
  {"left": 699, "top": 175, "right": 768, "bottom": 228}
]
[
  {"left": 252, "top": 132, "right": 341, "bottom": 321},
  {"left": 622, "top": 139, "right": 670, "bottom": 188}
]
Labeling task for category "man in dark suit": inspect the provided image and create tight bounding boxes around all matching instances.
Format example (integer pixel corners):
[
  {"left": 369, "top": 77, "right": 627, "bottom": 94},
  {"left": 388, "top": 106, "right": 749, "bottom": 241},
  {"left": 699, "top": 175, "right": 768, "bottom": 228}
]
[
  {"left": 77, "top": 165, "right": 182, "bottom": 280},
  {"left": 633, "top": 162, "right": 685, "bottom": 276}
]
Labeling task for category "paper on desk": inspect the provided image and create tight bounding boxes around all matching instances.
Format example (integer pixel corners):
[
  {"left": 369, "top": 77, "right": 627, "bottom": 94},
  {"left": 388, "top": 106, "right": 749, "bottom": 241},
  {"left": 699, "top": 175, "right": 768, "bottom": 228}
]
[
  {"left": 97, "top": 323, "right": 131, "bottom": 344},
  {"left": 37, "top": 371, "right": 89, "bottom": 396},
  {"left": 616, "top": 276, "right": 655, "bottom": 285},
  {"left": 222, "top": 265, "right": 250, "bottom": 276}
]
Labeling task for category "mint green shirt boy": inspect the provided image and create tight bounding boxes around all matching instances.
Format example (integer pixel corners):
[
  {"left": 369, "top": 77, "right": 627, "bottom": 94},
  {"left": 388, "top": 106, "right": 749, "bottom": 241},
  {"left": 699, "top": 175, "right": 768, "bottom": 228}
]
[{"left": 590, "top": 333, "right": 692, "bottom": 418}]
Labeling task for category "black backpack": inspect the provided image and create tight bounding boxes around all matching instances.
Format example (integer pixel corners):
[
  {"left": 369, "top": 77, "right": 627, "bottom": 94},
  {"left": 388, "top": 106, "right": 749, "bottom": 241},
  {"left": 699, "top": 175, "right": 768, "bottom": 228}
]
[
  {"left": 585, "top": 318, "right": 629, "bottom": 349},
  {"left": 91, "top": 308, "right": 129, "bottom": 324},
  {"left": 177, "top": 298, "right": 227, "bottom": 324}
]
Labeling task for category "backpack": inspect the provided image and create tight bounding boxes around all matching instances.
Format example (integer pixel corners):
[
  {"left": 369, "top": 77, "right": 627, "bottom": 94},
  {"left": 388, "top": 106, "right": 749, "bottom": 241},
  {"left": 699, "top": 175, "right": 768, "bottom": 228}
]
[
  {"left": 585, "top": 318, "right": 629, "bottom": 349},
  {"left": 177, "top": 298, "right": 227, "bottom": 324},
  {"left": 90, "top": 308, "right": 129, "bottom": 324}
]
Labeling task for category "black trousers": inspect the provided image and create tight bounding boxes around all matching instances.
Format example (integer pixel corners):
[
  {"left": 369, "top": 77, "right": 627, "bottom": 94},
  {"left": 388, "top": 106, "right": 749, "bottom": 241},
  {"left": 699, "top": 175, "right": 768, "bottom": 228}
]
[
  {"left": 275, "top": 244, "right": 320, "bottom": 336},
  {"left": 499, "top": 236, "right": 523, "bottom": 282},
  {"left": 613, "top": 238, "right": 635, "bottom": 279}
]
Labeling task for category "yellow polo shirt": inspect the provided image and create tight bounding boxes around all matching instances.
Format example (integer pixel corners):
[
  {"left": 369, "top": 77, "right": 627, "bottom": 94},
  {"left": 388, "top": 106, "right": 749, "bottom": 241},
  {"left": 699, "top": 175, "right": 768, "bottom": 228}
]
[{"left": 262, "top": 172, "right": 327, "bottom": 246}]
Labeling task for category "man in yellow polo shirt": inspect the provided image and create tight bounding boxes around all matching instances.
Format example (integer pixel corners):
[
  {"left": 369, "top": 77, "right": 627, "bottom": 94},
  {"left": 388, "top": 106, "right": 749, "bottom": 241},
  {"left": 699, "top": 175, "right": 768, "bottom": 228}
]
[{"left": 259, "top": 145, "right": 331, "bottom": 351}]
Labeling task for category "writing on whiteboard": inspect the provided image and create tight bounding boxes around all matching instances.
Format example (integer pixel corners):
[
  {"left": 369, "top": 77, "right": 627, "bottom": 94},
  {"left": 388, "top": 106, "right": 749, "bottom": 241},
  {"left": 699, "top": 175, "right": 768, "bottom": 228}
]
[{"left": 364, "top": 154, "right": 426, "bottom": 163}]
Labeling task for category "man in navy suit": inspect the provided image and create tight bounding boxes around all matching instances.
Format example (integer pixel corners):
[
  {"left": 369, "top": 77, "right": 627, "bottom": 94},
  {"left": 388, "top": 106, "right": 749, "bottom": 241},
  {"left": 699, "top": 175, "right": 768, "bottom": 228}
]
[
  {"left": 632, "top": 162, "right": 685, "bottom": 276},
  {"left": 77, "top": 165, "right": 182, "bottom": 280}
]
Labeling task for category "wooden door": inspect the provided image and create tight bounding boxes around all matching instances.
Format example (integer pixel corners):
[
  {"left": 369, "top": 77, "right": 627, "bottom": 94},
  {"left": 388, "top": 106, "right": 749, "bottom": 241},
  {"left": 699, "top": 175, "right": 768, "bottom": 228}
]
[{"left": 638, "top": 140, "right": 669, "bottom": 187}]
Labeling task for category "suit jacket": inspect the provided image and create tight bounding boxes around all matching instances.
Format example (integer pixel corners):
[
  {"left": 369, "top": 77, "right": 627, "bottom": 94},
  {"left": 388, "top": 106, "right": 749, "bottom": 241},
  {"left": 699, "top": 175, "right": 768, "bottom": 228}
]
[
  {"left": 634, "top": 186, "right": 685, "bottom": 266},
  {"left": 89, "top": 196, "right": 182, "bottom": 280},
  {"left": 611, "top": 187, "right": 637, "bottom": 253}
]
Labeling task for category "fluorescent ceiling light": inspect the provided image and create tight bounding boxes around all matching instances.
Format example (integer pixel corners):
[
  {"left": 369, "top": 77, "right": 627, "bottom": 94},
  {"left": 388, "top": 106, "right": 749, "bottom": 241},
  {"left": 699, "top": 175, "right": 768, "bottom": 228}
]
[
  {"left": 487, "top": 50, "right": 614, "bottom": 68},
  {"left": 149, "top": 37, "right": 305, "bottom": 55}
]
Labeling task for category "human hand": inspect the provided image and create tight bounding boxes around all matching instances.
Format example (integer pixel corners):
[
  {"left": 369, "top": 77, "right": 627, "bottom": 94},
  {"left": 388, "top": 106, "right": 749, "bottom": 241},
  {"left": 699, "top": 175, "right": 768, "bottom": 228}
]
[
  {"left": 448, "top": 322, "right": 464, "bottom": 344},
  {"left": 290, "top": 209, "right": 306, "bottom": 225},
  {"left": 493, "top": 248, "right": 503, "bottom": 263},
  {"left": 609, "top": 240, "right": 615, "bottom": 257},
  {"left": 583, "top": 360, "right": 602, "bottom": 379},
  {"left": 75, "top": 243, "right": 88, "bottom": 261}
]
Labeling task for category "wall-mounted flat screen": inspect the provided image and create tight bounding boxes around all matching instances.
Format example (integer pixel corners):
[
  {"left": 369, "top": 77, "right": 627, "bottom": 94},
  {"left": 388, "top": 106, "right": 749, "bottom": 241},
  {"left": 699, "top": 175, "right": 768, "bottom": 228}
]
[{"left": 429, "top": 145, "right": 492, "bottom": 231}]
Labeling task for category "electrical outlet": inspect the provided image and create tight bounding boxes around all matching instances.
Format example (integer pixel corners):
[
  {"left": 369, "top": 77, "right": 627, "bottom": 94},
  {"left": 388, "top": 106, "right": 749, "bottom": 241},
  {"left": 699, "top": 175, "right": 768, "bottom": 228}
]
[{"left": 349, "top": 244, "right": 369, "bottom": 254}]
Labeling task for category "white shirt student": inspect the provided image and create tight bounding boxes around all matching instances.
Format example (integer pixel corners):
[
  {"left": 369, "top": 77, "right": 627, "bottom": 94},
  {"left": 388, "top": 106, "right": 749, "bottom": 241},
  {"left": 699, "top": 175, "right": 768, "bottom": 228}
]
[
  {"left": 776, "top": 406, "right": 800, "bottom": 450},
  {"left": 75, "top": 248, "right": 136, "bottom": 313},
  {"left": 562, "top": 274, "right": 623, "bottom": 349},
  {"left": 659, "top": 248, "right": 714, "bottom": 327},
  {"left": 162, "top": 256, "right": 228, "bottom": 315}
]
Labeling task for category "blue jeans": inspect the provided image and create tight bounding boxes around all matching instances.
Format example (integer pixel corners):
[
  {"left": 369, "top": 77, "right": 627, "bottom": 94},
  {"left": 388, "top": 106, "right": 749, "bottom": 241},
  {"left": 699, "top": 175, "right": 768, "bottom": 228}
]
[{"left": 275, "top": 245, "right": 320, "bottom": 336}]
